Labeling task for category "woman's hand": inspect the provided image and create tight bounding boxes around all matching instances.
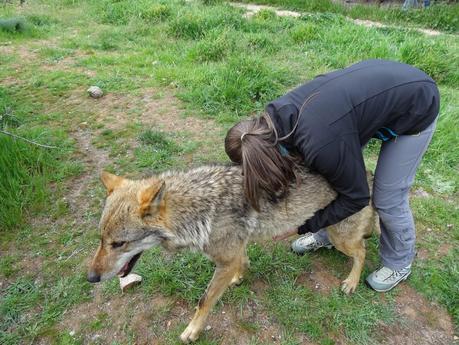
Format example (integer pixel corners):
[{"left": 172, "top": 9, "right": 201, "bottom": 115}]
[{"left": 272, "top": 228, "right": 298, "bottom": 241}]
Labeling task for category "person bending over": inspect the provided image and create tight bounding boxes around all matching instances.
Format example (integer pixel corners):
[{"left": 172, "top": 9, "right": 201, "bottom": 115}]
[{"left": 224, "top": 59, "right": 439, "bottom": 292}]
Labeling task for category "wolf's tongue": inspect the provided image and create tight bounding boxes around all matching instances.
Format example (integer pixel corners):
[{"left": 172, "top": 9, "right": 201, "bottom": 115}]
[{"left": 120, "top": 262, "right": 129, "bottom": 274}]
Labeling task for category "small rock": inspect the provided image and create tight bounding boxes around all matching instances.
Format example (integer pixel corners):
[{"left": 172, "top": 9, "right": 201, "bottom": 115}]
[
  {"left": 205, "top": 325, "right": 212, "bottom": 331},
  {"left": 87, "top": 86, "right": 103, "bottom": 99}
]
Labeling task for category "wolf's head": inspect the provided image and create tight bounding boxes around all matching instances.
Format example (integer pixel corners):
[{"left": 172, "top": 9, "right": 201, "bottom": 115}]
[{"left": 87, "top": 172, "right": 171, "bottom": 283}]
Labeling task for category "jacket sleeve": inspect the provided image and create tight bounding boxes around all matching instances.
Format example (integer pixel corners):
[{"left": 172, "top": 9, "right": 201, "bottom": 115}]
[{"left": 297, "top": 138, "right": 370, "bottom": 234}]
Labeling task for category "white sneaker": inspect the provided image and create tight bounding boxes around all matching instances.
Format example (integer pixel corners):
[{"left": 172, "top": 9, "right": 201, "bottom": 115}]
[
  {"left": 291, "top": 233, "right": 333, "bottom": 255},
  {"left": 366, "top": 265, "right": 411, "bottom": 292}
]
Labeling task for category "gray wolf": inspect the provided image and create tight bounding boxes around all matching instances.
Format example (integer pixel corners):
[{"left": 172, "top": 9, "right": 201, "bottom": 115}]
[{"left": 87, "top": 165, "right": 377, "bottom": 343}]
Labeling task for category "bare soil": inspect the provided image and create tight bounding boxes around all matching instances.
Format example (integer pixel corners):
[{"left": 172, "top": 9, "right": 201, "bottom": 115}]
[
  {"left": 377, "top": 285, "right": 455, "bottom": 345},
  {"left": 296, "top": 260, "right": 342, "bottom": 294}
]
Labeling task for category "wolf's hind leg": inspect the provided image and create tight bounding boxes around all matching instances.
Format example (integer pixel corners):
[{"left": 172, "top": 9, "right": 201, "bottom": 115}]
[{"left": 180, "top": 257, "right": 241, "bottom": 343}]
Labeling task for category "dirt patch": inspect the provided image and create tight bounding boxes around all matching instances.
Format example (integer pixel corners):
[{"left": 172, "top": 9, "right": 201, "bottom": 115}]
[
  {"left": 296, "top": 260, "right": 342, "bottom": 294},
  {"left": 64, "top": 128, "right": 110, "bottom": 224},
  {"left": 0, "top": 76, "right": 22, "bottom": 86},
  {"left": 0, "top": 43, "right": 39, "bottom": 61},
  {"left": 61, "top": 86, "right": 223, "bottom": 167},
  {"left": 57, "top": 287, "right": 184, "bottom": 344},
  {"left": 57, "top": 285, "right": 303, "bottom": 345},
  {"left": 417, "top": 243, "right": 452, "bottom": 261},
  {"left": 353, "top": 18, "right": 440, "bottom": 36},
  {"left": 62, "top": 87, "right": 220, "bottom": 136},
  {"left": 376, "top": 285, "right": 455, "bottom": 345},
  {"left": 206, "top": 298, "right": 315, "bottom": 344}
]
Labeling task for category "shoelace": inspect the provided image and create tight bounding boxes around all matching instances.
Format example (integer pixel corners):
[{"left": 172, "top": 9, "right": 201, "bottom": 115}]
[{"left": 379, "top": 267, "right": 409, "bottom": 282}]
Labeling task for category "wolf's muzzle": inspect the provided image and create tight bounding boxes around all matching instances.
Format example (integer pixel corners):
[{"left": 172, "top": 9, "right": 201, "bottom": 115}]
[{"left": 87, "top": 270, "right": 101, "bottom": 283}]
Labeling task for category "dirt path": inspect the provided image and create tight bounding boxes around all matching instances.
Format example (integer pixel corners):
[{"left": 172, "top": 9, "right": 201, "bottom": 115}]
[{"left": 230, "top": 2, "right": 443, "bottom": 36}]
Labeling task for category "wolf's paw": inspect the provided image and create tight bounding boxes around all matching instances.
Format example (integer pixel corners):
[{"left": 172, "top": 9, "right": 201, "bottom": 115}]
[
  {"left": 180, "top": 324, "right": 201, "bottom": 343},
  {"left": 341, "top": 278, "right": 358, "bottom": 294},
  {"left": 230, "top": 274, "right": 244, "bottom": 286}
]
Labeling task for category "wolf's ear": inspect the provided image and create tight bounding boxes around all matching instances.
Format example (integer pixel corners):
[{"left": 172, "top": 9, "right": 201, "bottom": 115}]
[
  {"left": 137, "top": 180, "right": 166, "bottom": 217},
  {"left": 101, "top": 171, "right": 125, "bottom": 195}
]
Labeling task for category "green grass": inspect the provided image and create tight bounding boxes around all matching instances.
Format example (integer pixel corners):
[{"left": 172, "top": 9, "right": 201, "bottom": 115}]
[
  {"left": 236, "top": 0, "right": 459, "bottom": 32},
  {"left": 409, "top": 196, "right": 459, "bottom": 323},
  {"left": 0, "top": 87, "right": 79, "bottom": 231},
  {"left": 0, "top": 0, "right": 458, "bottom": 343},
  {"left": 136, "top": 129, "right": 184, "bottom": 170},
  {"left": 0, "top": 274, "right": 92, "bottom": 345}
]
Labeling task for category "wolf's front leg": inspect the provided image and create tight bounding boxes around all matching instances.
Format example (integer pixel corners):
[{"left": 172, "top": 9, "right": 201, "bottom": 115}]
[{"left": 180, "top": 261, "right": 240, "bottom": 343}]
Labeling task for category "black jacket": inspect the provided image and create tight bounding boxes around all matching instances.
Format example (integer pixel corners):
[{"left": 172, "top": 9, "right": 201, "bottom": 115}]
[{"left": 265, "top": 59, "right": 439, "bottom": 234}]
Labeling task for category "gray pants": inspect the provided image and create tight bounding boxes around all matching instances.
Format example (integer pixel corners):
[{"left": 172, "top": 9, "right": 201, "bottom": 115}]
[{"left": 315, "top": 118, "right": 437, "bottom": 270}]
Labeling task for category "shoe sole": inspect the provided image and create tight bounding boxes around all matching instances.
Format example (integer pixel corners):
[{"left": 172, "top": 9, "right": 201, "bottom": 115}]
[
  {"left": 291, "top": 245, "right": 333, "bottom": 256},
  {"left": 366, "top": 271, "right": 411, "bottom": 292}
]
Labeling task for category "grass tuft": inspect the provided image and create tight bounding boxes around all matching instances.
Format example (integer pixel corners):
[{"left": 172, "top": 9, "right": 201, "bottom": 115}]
[
  {"left": 141, "top": 3, "right": 171, "bottom": 22},
  {"left": 290, "top": 22, "right": 319, "bottom": 43},
  {"left": 188, "top": 29, "right": 236, "bottom": 62}
]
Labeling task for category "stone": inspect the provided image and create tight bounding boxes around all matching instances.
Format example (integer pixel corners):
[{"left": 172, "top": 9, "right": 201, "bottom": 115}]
[{"left": 87, "top": 86, "right": 103, "bottom": 99}]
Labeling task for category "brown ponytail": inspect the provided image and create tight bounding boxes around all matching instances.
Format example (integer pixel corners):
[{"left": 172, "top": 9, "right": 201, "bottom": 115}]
[
  {"left": 225, "top": 114, "right": 298, "bottom": 211},
  {"left": 225, "top": 93, "right": 318, "bottom": 211}
]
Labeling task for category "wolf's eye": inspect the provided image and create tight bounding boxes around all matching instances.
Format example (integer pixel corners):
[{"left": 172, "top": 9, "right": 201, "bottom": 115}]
[{"left": 111, "top": 241, "right": 126, "bottom": 248}]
